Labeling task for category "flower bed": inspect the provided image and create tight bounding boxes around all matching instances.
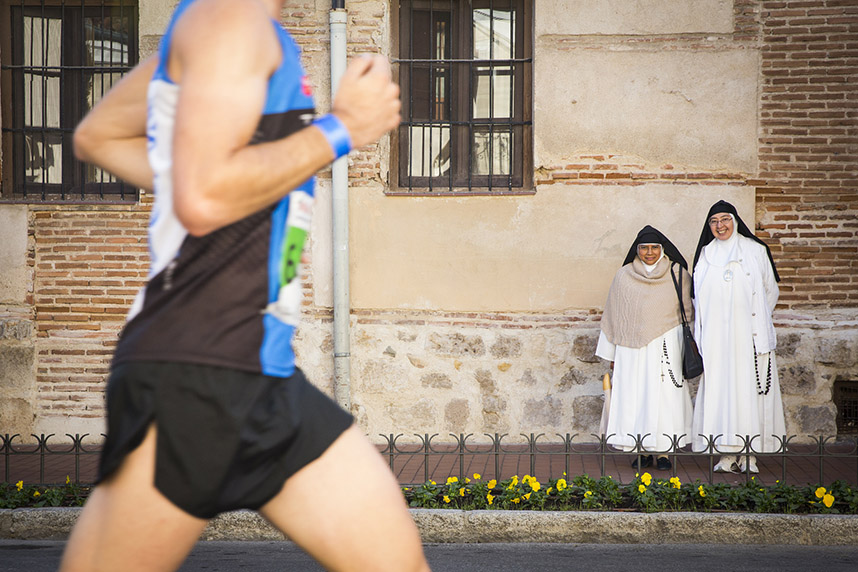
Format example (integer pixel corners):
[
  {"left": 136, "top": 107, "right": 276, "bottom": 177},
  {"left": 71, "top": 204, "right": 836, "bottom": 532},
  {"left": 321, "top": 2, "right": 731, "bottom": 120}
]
[
  {"left": 403, "top": 473, "right": 858, "bottom": 515},
  {"left": 4, "top": 472, "right": 857, "bottom": 515}
]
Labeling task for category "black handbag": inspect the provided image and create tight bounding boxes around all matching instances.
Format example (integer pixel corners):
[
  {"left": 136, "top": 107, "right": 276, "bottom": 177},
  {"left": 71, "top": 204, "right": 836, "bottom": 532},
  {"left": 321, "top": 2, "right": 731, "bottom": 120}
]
[{"left": 670, "top": 263, "right": 704, "bottom": 379}]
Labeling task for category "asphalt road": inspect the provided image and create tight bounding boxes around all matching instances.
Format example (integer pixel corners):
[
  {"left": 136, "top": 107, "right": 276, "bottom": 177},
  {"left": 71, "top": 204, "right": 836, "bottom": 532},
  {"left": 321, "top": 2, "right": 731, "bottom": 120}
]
[{"left": 2, "top": 540, "right": 858, "bottom": 571}]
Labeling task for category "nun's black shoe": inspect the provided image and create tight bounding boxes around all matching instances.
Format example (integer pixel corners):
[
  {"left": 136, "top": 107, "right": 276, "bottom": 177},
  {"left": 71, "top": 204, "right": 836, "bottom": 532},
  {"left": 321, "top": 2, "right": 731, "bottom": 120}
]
[
  {"left": 631, "top": 455, "right": 653, "bottom": 469},
  {"left": 656, "top": 456, "right": 672, "bottom": 471}
]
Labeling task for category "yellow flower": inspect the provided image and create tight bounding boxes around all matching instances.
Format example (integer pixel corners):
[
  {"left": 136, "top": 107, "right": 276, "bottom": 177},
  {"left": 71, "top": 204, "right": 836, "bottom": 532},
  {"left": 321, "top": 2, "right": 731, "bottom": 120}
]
[
  {"left": 823, "top": 493, "right": 834, "bottom": 508},
  {"left": 473, "top": 473, "right": 481, "bottom": 481},
  {"left": 430, "top": 480, "right": 436, "bottom": 485},
  {"left": 547, "top": 487, "right": 554, "bottom": 495},
  {"left": 65, "top": 475, "right": 70, "bottom": 485},
  {"left": 584, "top": 490, "right": 593, "bottom": 499},
  {"left": 443, "top": 495, "right": 451, "bottom": 504},
  {"left": 815, "top": 487, "right": 826, "bottom": 499},
  {"left": 16, "top": 481, "right": 23, "bottom": 491},
  {"left": 524, "top": 492, "right": 531, "bottom": 500},
  {"left": 459, "top": 488, "right": 465, "bottom": 497},
  {"left": 530, "top": 480, "right": 541, "bottom": 492},
  {"left": 638, "top": 484, "right": 646, "bottom": 493},
  {"left": 511, "top": 475, "right": 519, "bottom": 486},
  {"left": 670, "top": 477, "right": 681, "bottom": 489},
  {"left": 488, "top": 479, "right": 497, "bottom": 489},
  {"left": 698, "top": 485, "right": 706, "bottom": 498},
  {"left": 33, "top": 491, "right": 40, "bottom": 497},
  {"left": 556, "top": 478, "right": 567, "bottom": 491},
  {"left": 641, "top": 472, "right": 652, "bottom": 486},
  {"left": 447, "top": 476, "right": 458, "bottom": 485},
  {"left": 486, "top": 493, "right": 494, "bottom": 505},
  {"left": 512, "top": 497, "right": 521, "bottom": 504}
]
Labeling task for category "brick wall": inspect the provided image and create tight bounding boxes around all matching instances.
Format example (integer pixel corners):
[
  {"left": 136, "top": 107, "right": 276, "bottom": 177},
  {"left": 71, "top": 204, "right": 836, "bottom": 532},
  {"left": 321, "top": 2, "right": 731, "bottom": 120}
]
[
  {"left": 756, "top": 0, "right": 858, "bottom": 310},
  {"left": 32, "top": 204, "right": 150, "bottom": 425}
]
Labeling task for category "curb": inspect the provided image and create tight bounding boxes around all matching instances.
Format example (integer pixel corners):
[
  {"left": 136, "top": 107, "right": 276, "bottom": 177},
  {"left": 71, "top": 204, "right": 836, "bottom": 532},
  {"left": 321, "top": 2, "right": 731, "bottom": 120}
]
[{"left": 2, "top": 508, "right": 858, "bottom": 545}]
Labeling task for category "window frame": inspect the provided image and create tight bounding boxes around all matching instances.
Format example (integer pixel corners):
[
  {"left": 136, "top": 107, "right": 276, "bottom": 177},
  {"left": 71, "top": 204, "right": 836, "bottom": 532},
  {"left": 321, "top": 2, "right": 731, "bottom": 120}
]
[
  {"left": 0, "top": 0, "right": 139, "bottom": 203},
  {"left": 393, "top": 0, "right": 533, "bottom": 195}
]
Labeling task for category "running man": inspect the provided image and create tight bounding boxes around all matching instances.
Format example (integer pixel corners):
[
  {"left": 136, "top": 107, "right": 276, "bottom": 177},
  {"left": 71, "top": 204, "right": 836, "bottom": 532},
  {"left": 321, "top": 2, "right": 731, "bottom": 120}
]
[{"left": 60, "top": 1, "right": 429, "bottom": 570}]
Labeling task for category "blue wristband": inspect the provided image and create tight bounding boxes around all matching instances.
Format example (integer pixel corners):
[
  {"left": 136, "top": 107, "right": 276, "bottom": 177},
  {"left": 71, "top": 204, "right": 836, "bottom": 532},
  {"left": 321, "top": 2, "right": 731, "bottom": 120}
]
[{"left": 313, "top": 114, "right": 352, "bottom": 159}]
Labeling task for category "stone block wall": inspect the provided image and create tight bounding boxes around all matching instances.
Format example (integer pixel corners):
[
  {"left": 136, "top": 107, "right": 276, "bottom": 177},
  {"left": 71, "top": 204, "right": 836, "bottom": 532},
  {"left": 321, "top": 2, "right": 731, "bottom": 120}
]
[{"left": 0, "top": 207, "right": 35, "bottom": 436}]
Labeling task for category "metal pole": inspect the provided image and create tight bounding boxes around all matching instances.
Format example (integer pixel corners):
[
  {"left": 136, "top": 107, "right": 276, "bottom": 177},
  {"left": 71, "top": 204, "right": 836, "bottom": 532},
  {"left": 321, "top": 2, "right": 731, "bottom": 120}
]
[{"left": 330, "top": 6, "right": 351, "bottom": 410}]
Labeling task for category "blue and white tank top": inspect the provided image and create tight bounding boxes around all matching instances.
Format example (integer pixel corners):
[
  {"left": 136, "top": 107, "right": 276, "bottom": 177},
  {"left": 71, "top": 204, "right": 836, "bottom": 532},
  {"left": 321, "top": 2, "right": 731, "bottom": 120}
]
[{"left": 113, "top": 0, "right": 316, "bottom": 377}]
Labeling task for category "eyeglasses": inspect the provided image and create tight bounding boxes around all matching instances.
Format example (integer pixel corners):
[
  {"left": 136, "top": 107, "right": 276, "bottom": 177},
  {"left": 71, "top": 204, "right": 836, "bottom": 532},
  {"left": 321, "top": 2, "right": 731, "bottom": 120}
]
[{"left": 708, "top": 216, "right": 732, "bottom": 227}]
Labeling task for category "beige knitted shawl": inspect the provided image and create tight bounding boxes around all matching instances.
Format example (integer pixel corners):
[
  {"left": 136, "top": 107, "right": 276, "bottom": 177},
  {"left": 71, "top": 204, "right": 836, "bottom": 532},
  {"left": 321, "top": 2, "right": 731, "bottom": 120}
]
[{"left": 600, "top": 256, "right": 694, "bottom": 349}]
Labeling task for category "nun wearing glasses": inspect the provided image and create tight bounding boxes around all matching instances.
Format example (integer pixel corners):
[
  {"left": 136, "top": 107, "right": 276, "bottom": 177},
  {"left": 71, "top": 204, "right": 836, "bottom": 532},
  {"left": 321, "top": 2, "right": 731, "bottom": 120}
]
[
  {"left": 596, "top": 226, "right": 694, "bottom": 471},
  {"left": 690, "top": 200, "right": 785, "bottom": 473}
]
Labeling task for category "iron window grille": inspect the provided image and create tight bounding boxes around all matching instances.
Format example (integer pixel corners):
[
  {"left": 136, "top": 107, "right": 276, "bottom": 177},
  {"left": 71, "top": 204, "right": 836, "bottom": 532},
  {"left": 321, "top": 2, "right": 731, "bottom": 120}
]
[
  {"left": 394, "top": 0, "right": 532, "bottom": 195},
  {"left": 0, "top": 0, "right": 138, "bottom": 202}
]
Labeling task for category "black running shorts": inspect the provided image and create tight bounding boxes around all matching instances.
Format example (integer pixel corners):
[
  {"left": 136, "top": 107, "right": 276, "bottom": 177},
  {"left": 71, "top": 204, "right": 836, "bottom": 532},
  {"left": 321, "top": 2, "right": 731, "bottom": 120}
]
[{"left": 98, "top": 361, "right": 353, "bottom": 518}]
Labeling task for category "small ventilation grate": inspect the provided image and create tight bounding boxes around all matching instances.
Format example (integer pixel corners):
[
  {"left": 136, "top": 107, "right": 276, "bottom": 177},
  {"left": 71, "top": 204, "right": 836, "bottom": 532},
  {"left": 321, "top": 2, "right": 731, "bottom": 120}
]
[{"left": 834, "top": 380, "right": 858, "bottom": 435}]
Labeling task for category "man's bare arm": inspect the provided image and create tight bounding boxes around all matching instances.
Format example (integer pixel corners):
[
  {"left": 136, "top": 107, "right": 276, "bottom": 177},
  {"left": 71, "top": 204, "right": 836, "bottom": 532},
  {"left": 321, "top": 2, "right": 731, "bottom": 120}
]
[
  {"left": 72, "top": 55, "right": 157, "bottom": 191},
  {"left": 170, "top": 0, "right": 400, "bottom": 236}
]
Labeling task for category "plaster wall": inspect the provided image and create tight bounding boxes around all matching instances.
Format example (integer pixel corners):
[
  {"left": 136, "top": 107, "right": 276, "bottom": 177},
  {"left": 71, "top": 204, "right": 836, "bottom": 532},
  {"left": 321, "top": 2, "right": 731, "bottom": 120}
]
[
  {"left": 139, "top": 0, "right": 179, "bottom": 55},
  {"left": 0, "top": 206, "right": 29, "bottom": 304},
  {"left": 347, "top": 185, "right": 753, "bottom": 311},
  {"left": 536, "top": 0, "right": 734, "bottom": 36},
  {"left": 533, "top": 47, "right": 760, "bottom": 173}
]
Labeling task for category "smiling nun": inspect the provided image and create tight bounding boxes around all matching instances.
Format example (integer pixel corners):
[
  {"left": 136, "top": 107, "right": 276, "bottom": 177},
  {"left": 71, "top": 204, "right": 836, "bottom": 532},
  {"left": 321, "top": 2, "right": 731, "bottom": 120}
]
[
  {"left": 596, "top": 226, "right": 694, "bottom": 471},
  {"left": 691, "top": 200, "right": 785, "bottom": 473}
]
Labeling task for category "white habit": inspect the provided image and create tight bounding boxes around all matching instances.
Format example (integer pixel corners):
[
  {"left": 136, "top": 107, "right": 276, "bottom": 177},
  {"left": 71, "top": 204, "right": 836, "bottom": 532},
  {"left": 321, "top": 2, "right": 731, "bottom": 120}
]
[
  {"left": 691, "top": 233, "right": 786, "bottom": 453},
  {"left": 596, "top": 325, "right": 693, "bottom": 452}
]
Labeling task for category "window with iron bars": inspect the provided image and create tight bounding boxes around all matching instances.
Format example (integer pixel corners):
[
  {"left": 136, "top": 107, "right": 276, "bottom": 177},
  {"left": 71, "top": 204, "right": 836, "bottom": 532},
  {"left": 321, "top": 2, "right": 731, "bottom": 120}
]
[
  {"left": 0, "top": 0, "right": 138, "bottom": 202},
  {"left": 394, "top": 0, "right": 532, "bottom": 195}
]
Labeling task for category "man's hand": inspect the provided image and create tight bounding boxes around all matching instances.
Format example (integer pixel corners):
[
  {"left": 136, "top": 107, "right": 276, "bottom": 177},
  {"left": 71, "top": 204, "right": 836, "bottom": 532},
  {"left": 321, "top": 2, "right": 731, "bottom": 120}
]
[{"left": 332, "top": 55, "right": 401, "bottom": 149}]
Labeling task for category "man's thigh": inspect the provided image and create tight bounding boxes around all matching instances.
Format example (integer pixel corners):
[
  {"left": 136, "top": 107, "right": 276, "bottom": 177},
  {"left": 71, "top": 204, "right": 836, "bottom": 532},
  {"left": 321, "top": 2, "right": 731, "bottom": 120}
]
[
  {"left": 60, "top": 425, "right": 208, "bottom": 572},
  {"left": 259, "top": 425, "right": 430, "bottom": 572}
]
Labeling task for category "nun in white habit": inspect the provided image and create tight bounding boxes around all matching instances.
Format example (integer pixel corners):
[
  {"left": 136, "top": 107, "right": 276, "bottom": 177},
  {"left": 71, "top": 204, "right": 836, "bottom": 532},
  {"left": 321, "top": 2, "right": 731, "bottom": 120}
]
[
  {"left": 691, "top": 200, "right": 785, "bottom": 473},
  {"left": 596, "top": 226, "right": 694, "bottom": 471}
]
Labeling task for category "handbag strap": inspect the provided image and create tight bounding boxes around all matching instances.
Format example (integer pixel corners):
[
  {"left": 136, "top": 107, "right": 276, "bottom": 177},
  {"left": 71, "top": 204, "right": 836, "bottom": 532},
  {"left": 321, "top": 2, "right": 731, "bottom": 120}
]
[{"left": 670, "top": 263, "right": 690, "bottom": 328}]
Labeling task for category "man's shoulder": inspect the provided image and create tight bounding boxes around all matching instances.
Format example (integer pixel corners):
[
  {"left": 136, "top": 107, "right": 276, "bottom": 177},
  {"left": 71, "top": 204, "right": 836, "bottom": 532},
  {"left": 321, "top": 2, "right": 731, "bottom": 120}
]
[
  {"left": 171, "top": 0, "right": 280, "bottom": 75},
  {"left": 176, "top": 0, "right": 276, "bottom": 46}
]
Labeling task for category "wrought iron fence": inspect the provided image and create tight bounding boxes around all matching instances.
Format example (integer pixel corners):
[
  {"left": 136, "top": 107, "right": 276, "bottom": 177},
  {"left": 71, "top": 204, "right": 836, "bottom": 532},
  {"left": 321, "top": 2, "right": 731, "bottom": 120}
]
[
  {"left": 2, "top": 433, "right": 102, "bottom": 486},
  {"left": 3, "top": 431, "right": 857, "bottom": 488},
  {"left": 380, "top": 432, "right": 858, "bottom": 488}
]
